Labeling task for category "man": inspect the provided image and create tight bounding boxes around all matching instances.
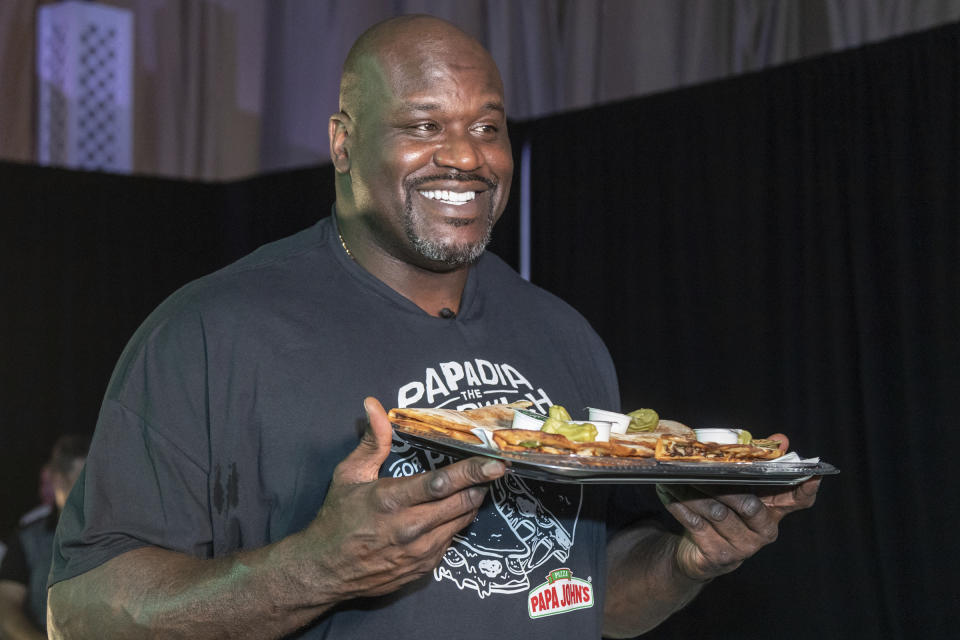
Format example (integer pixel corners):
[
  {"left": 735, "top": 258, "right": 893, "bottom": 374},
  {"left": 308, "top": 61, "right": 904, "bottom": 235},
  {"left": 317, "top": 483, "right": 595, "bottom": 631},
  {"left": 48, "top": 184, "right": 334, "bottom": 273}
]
[
  {"left": 0, "top": 435, "right": 88, "bottom": 639},
  {"left": 46, "top": 15, "right": 818, "bottom": 638}
]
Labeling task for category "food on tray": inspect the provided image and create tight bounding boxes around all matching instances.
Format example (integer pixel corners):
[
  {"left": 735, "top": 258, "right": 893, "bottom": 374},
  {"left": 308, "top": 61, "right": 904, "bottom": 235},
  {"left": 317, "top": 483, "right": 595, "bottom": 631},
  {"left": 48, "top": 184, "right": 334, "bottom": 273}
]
[
  {"left": 609, "top": 419, "right": 695, "bottom": 456},
  {"left": 389, "top": 402, "right": 783, "bottom": 462},
  {"left": 492, "top": 429, "right": 638, "bottom": 457},
  {"left": 626, "top": 408, "right": 659, "bottom": 432},
  {"left": 462, "top": 401, "right": 534, "bottom": 426},
  {"left": 655, "top": 435, "right": 783, "bottom": 461},
  {"left": 387, "top": 401, "right": 533, "bottom": 444},
  {"left": 541, "top": 419, "right": 599, "bottom": 443}
]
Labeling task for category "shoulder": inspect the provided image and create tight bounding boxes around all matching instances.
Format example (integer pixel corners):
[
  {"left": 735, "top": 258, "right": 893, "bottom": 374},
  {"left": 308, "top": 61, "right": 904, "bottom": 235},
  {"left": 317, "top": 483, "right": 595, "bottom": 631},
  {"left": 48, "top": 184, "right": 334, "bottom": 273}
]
[
  {"left": 105, "top": 219, "right": 335, "bottom": 396},
  {"left": 170, "top": 218, "right": 333, "bottom": 311},
  {"left": 137, "top": 218, "right": 332, "bottom": 329}
]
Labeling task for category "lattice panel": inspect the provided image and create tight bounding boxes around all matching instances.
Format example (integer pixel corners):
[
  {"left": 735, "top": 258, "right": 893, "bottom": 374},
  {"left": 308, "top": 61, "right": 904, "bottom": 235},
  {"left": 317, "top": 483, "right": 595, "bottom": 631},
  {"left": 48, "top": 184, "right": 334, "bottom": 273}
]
[{"left": 37, "top": 2, "right": 133, "bottom": 173}]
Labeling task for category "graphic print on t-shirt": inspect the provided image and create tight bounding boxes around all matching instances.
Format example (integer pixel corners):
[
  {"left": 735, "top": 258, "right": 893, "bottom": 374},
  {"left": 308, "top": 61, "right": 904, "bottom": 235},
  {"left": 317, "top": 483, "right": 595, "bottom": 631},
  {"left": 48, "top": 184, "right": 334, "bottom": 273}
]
[{"left": 389, "top": 358, "right": 586, "bottom": 605}]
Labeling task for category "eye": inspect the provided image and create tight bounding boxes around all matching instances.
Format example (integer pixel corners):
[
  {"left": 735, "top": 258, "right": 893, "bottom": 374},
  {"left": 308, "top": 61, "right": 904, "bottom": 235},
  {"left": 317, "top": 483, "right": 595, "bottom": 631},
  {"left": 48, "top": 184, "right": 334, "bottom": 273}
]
[
  {"left": 410, "top": 122, "right": 440, "bottom": 134},
  {"left": 471, "top": 123, "right": 499, "bottom": 136}
]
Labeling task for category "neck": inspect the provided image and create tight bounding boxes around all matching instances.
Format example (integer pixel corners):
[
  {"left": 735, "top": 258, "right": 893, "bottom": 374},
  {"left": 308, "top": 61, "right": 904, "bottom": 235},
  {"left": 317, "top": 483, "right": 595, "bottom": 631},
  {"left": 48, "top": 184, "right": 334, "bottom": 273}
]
[{"left": 335, "top": 214, "right": 471, "bottom": 318}]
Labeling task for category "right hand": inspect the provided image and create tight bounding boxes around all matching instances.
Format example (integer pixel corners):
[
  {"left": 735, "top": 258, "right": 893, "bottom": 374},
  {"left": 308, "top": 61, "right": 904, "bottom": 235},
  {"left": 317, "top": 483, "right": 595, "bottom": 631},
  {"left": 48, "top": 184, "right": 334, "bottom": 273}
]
[{"left": 300, "top": 397, "right": 505, "bottom": 600}]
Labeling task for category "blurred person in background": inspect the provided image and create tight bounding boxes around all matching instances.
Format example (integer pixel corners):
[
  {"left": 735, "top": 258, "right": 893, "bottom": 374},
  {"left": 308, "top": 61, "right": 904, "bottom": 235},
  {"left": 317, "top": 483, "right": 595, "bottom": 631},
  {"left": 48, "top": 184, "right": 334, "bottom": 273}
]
[{"left": 0, "top": 435, "right": 89, "bottom": 639}]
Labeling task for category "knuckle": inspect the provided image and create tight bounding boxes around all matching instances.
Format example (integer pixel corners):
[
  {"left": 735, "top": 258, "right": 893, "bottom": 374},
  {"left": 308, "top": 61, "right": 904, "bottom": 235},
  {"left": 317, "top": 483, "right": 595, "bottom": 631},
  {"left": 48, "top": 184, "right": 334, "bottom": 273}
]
[
  {"left": 373, "top": 485, "right": 401, "bottom": 514},
  {"left": 708, "top": 503, "right": 729, "bottom": 521},
  {"left": 426, "top": 471, "right": 451, "bottom": 497},
  {"left": 407, "top": 538, "right": 445, "bottom": 569},
  {"left": 714, "top": 547, "right": 735, "bottom": 566},
  {"left": 762, "top": 524, "right": 779, "bottom": 543},
  {"left": 739, "top": 495, "right": 764, "bottom": 517},
  {"left": 683, "top": 510, "right": 706, "bottom": 531},
  {"left": 461, "top": 486, "right": 486, "bottom": 511},
  {"left": 394, "top": 521, "right": 422, "bottom": 546}
]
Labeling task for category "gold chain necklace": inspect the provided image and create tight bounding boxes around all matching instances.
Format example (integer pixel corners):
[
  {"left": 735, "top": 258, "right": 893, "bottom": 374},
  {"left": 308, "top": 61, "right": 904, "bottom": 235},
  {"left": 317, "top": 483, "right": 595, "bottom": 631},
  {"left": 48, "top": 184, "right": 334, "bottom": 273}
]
[{"left": 337, "top": 228, "right": 355, "bottom": 261}]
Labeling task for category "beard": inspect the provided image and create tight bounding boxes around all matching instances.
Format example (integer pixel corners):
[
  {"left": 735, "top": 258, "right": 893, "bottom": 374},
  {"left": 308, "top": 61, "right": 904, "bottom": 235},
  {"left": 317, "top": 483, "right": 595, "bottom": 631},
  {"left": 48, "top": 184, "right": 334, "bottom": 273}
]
[{"left": 402, "top": 174, "right": 498, "bottom": 267}]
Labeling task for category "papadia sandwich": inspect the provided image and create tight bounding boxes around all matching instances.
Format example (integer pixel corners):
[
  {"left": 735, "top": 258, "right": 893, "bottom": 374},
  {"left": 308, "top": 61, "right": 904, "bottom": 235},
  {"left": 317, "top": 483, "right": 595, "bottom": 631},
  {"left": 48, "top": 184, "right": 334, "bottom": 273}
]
[{"left": 387, "top": 401, "right": 531, "bottom": 444}]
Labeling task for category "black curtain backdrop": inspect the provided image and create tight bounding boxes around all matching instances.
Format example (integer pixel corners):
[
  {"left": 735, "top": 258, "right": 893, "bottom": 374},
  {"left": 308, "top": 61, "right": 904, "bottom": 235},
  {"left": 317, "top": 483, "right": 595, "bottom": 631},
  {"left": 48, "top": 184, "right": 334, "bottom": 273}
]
[
  {"left": 524, "top": 22, "right": 958, "bottom": 640},
  {"left": 1, "top": 21, "right": 957, "bottom": 640},
  {"left": 0, "top": 164, "right": 328, "bottom": 530}
]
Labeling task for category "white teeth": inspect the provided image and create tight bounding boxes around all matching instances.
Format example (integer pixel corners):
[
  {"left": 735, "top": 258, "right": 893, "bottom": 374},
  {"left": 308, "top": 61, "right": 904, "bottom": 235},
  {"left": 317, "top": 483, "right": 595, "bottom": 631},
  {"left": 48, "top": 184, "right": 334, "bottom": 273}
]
[{"left": 419, "top": 189, "right": 477, "bottom": 205}]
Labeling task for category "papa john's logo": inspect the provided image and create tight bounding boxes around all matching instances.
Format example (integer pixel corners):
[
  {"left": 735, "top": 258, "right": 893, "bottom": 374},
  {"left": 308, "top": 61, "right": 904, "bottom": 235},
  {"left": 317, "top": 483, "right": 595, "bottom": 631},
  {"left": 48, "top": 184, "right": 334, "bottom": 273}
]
[{"left": 527, "top": 568, "right": 594, "bottom": 619}]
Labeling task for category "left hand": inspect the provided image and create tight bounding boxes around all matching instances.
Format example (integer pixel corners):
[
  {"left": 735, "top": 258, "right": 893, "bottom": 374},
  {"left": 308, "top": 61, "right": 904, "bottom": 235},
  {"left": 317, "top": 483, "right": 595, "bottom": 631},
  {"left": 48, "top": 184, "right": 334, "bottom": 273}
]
[{"left": 655, "top": 433, "right": 821, "bottom": 582}]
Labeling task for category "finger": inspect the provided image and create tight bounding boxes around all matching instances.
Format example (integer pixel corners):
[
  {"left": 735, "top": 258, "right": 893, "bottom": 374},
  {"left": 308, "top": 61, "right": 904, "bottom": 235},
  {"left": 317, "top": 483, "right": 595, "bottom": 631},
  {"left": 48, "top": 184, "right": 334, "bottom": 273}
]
[
  {"left": 346, "top": 505, "right": 484, "bottom": 597},
  {"left": 767, "top": 433, "right": 789, "bottom": 452},
  {"left": 406, "top": 502, "right": 484, "bottom": 553},
  {"left": 758, "top": 476, "right": 821, "bottom": 511},
  {"left": 336, "top": 397, "right": 394, "bottom": 484},
  {"left": 702, "top": 488, "right": 780, "bottom": 542},
  {"left": 389, "top": 485, "right": 491, "bottom": 544},
  {"left": 659, "top": 485, "right": 774, "bottom": 546},
  {"left": 351, "top": 509, "right": 480, "bottom": 597},
  {"left": 388, "top": 455, "right": 504, "bottom": 508},
  {"left": 657, "top": 485, "right": 752, "bottom": 576},
  {"left": 656, "top": 484, "right": 733, "bottom": 536}
]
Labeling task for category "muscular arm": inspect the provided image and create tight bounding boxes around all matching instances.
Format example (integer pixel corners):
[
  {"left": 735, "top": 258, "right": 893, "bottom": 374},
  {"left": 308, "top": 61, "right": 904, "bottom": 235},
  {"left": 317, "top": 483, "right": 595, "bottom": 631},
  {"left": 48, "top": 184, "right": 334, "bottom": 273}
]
[
  {"left": 602, "top": 523, "right": 708, "bottom": 638},
  {"left": 0, "top": 580, "right": 46, "bottom": 640},
  {"left": 47, "top": 398, "right": 506, "bottom": 639},
  {"left": 47, "top": 541, "right": 326, "bottom": 639}
]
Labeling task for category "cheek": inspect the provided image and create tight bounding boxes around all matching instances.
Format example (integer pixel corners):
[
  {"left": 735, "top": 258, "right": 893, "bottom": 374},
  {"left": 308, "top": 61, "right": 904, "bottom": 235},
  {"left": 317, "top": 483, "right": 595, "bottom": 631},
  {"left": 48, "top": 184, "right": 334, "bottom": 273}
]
[{"left": 486, "top": 144, "right": 514, "bottom": 183}]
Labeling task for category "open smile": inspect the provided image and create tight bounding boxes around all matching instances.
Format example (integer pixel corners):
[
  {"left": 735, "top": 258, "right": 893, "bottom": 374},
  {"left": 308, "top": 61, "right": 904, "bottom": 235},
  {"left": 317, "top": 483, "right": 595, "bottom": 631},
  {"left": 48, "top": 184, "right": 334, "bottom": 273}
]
[{"left": 418, "top": 189, "right": 478, "bottom": 206}]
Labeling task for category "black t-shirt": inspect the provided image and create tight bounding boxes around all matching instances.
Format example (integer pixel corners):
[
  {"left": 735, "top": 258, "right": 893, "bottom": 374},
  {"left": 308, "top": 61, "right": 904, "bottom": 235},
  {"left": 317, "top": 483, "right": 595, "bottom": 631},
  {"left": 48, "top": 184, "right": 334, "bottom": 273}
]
[
  {"left": 51, "top": 215, "right": 624, "bottom": 637},
  {"left": 1, "top": 505, "right": 57, "bottom": 629}
]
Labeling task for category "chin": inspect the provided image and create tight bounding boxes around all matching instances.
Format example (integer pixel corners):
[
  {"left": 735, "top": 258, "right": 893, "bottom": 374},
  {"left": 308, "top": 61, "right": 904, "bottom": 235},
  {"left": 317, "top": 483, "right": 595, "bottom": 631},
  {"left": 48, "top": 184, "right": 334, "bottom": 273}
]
[
  {"left": 410, "top": 231, "right": 491, "bottom": 266},
  {"left": 406, "top": 218, "right": 495, "bottom": 267}
]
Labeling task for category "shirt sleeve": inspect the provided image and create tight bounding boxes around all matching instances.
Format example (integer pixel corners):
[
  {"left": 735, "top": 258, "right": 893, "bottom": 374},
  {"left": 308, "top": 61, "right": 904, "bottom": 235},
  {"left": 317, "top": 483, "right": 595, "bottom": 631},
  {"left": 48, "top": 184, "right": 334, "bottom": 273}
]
[{"left": 49, "top": 304, "right": 215, "bottom": 586}]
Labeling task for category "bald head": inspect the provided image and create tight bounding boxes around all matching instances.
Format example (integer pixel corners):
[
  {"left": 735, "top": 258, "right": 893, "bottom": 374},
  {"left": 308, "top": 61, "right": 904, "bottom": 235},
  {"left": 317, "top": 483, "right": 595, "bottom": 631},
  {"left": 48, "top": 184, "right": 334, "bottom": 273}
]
[{"left": 339, "top": 15, "right": 502, "bottom": 120}]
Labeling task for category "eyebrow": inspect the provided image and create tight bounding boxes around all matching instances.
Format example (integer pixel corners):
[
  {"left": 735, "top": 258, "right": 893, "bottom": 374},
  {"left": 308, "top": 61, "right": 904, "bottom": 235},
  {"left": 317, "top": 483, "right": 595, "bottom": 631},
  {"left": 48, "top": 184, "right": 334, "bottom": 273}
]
[{"left": 403, "top": 100, "right": 505, "bottom": 114}]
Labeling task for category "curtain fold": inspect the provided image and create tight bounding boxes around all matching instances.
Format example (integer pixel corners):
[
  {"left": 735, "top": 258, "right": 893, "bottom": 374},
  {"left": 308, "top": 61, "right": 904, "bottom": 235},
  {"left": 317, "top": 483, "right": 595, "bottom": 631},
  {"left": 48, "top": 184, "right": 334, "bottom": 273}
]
[{"left": 4, "top": 0, "right": 958, "bottom": 179}]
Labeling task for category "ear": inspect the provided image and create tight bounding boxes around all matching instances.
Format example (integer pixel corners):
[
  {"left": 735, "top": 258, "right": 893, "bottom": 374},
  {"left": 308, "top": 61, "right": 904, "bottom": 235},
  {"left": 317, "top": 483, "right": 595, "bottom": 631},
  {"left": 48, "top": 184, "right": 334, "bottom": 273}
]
[{"left": 329, "top": 111, "right": 353, "bottom": 173}]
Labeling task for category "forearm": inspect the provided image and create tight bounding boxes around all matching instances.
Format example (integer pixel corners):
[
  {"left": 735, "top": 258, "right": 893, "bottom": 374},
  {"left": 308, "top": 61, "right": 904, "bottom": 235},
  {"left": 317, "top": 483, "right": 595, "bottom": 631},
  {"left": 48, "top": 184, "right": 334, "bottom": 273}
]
[
  {"left": 47, "top": 530, "right": 342, "bottom": 639},
  {"left": 602, "top": 522, "right": 709, "bottom": 638}
]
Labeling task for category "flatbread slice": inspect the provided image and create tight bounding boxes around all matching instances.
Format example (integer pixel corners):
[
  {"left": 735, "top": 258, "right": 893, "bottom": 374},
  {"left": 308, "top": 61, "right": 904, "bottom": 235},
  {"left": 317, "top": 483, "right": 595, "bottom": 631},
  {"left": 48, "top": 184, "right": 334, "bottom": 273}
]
[
  {"left": 608, "top": 432, "right": 658, "bottom": 457},
  {"left": 492, "top": 429, "right": 581, "bottom": 454},
  {"left": 654, "top": 420, "right": 696, "bottom": 437},
  {"left": 390, "top": 417, "right": 483, "bottom": 444},
  {"left": 387, "top": 407, "right": 483, "bottom": 433},
  {"left": 654, "top": 435, "right": 783, "bottom": 461},
  {"left": 654, "top": 436, "right": 716, "bottom": 461},
  {"left": 492, "top": 430, "right": 644, "bottom": 458},
  {"left": 462, "top": 401, "right": 533, "bottom": 427},
  {"left": 714, "top": 443, "right": 783, "bottom": 461}
]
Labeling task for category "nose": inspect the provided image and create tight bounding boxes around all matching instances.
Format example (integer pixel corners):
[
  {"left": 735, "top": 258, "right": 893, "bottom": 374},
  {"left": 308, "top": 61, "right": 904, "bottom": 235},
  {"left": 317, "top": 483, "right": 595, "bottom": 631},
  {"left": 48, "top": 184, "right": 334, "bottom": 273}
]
[{"left": 433, "top": 131, "right": 483, "bottom": 171}]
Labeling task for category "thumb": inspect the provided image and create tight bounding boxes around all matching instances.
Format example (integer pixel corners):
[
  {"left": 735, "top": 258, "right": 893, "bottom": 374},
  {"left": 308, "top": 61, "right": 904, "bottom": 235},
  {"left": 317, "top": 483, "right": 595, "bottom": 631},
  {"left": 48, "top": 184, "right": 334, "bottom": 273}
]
[
  {"left": 767, "top": 433, "right": 790, "bottom": 452},
  {"left": 336, "top": 397, "right": 394, "bottom": 484}
]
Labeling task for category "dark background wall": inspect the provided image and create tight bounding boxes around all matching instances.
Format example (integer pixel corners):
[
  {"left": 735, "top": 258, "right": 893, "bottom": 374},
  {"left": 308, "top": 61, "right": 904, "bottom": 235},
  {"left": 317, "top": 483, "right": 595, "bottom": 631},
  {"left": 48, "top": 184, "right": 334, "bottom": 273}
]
[{"left": 2, "top": 23, "right": 957, "bottom": 639}]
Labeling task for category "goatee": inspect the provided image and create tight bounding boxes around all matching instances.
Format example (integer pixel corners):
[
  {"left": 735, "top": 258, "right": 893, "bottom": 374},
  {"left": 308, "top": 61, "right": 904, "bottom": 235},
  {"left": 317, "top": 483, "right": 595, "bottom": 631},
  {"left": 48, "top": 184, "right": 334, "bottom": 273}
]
[{"left": 403, "top": 174, "right": 497, "bottom": 267}]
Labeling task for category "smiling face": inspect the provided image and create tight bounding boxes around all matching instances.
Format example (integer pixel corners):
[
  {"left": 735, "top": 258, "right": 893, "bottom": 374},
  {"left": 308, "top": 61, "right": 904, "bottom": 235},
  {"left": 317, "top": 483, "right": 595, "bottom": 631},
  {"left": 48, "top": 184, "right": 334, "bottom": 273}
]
[{"left": 332, "top": 18, "right": 513, "bottom": 270}]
